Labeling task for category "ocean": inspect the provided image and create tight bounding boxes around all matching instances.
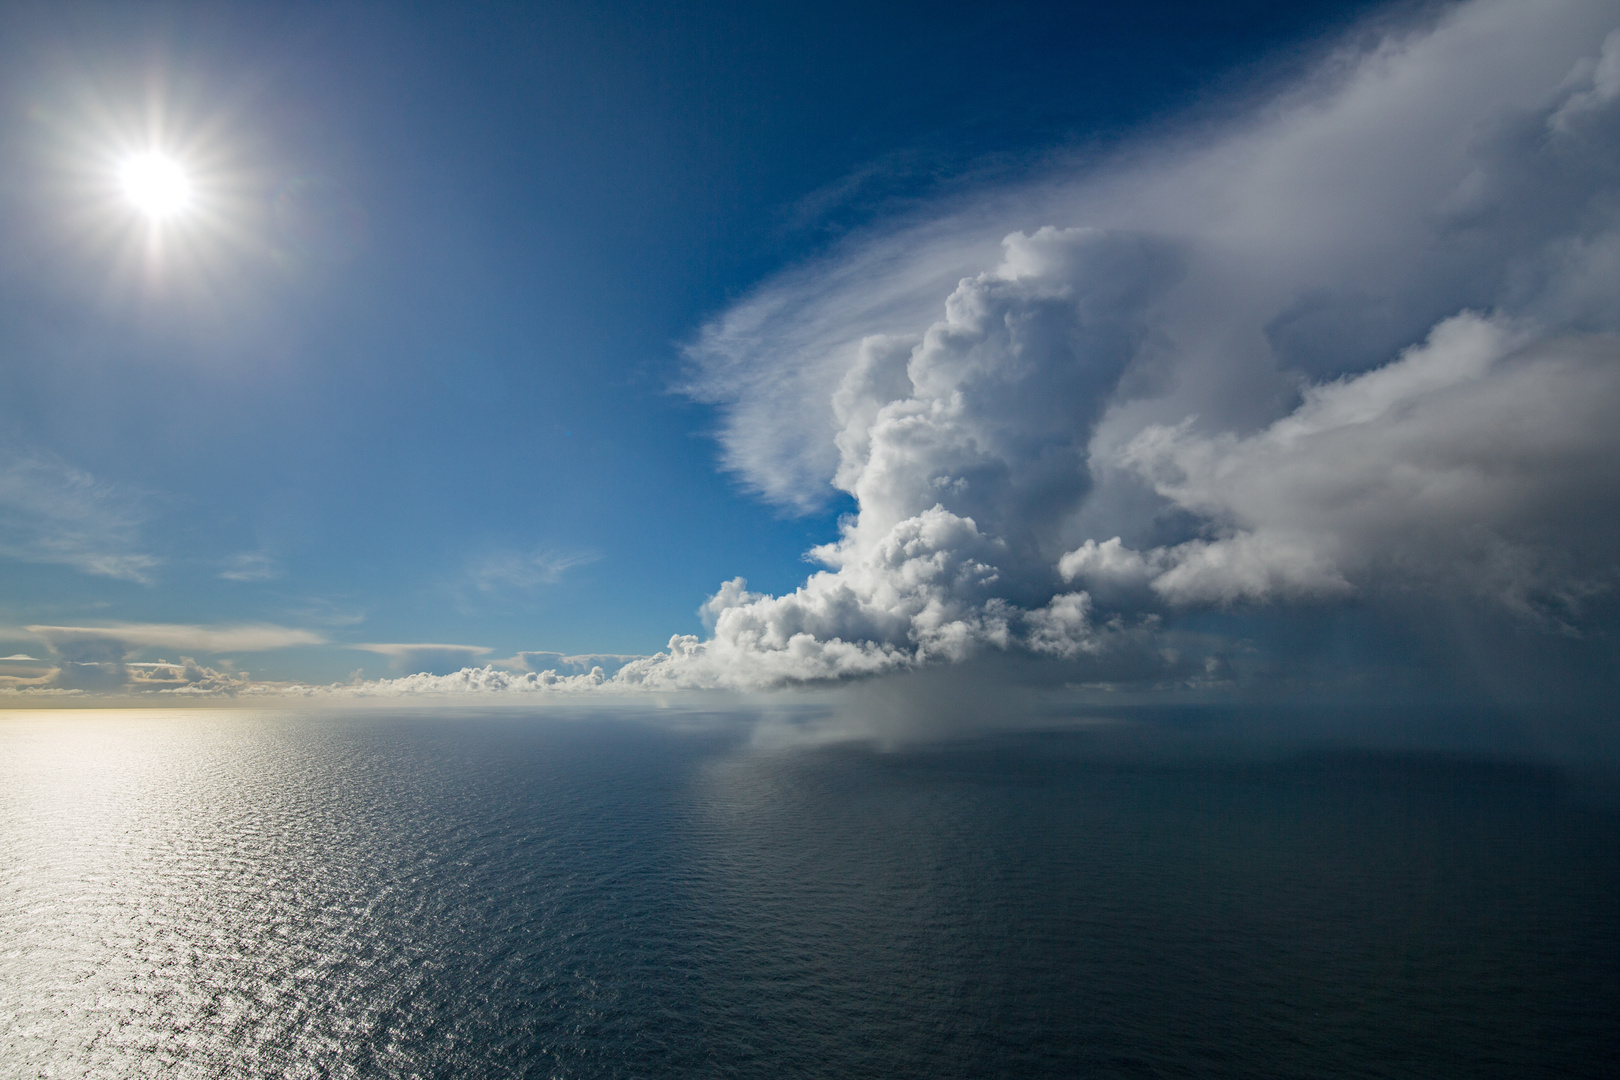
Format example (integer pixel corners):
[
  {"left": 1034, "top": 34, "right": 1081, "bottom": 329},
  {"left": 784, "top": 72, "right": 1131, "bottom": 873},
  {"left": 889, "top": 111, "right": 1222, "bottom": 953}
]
[{"left": 1, "top": 708, "right": 1615, "bottom": 1078}]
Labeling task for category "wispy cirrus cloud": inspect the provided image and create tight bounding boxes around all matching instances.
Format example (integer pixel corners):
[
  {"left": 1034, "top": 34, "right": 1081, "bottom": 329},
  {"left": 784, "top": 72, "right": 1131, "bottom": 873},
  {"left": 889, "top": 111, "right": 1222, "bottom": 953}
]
[
  {"left": 28, "top": 622, "right": 327, "bottom": 655},
  {"left": 219, "top": 551, "right": 282, "bottom": 582},
  {"left": 468, "top": 549, "right": 599, "bottom": 592},
  {"left": 0, "top": 452, "right": 160, "bottom": 582}
]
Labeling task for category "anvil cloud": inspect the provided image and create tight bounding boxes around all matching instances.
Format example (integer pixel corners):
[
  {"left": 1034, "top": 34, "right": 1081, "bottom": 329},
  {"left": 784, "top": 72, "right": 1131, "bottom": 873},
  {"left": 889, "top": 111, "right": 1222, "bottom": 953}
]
[{"left": 638, "top": 0, "right": 1620, "bottom": 691}]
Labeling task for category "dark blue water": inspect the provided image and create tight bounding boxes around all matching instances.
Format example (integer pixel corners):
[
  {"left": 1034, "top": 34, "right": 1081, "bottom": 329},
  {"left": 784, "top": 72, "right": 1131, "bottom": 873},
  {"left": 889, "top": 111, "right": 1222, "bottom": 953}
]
[{"left": 2, "top": 709, "right": 1616, "bottom": 1078}]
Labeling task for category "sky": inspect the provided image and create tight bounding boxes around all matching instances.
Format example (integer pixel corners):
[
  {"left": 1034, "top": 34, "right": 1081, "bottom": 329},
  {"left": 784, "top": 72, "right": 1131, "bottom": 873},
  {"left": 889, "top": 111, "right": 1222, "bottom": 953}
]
[{"left": 2, "top": 0, "right": 1618, "bottom": 716}]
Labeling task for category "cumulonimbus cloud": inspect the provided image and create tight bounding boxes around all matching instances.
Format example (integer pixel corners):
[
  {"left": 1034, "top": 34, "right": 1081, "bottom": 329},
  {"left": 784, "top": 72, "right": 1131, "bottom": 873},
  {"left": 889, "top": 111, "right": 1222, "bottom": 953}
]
[{"left": 638, "top": 0, "right": 1620, "bottom": 691}]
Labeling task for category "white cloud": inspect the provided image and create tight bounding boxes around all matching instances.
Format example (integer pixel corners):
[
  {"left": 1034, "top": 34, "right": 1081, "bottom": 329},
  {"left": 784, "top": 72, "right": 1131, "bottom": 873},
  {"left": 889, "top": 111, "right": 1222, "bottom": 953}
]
[
  {"left": 469, "top": 549, "right": 599, "bottom": 592},
  {"left": 29, "top": 622, "right": 327, "bottom": 654},
  {"left": 219, "top": 551, "right": 282, "bottom": 582},
  {"left": 1066, "top": 315, "right": 1620, "bottom": 620},
  {"left": 259, "top": 664, "right": 615, "bottom": 698},
  {"left": 599, "top": 228, "right": 1181, "bottom": 689},
  {"left": 0, "top": 452, "right": 159, "bottom": 582},
  {"left": 688, "top": 0, "right": 1619, "bottom": 504},
  {"left": 647, "top": 0, "right": 1620, "bottom": 689}
]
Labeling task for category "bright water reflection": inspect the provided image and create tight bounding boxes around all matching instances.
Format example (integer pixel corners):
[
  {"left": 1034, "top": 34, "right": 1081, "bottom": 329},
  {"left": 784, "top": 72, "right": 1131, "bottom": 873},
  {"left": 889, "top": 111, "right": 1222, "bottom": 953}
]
[{"left": 1, "top": 710, "right": 1615, "bottom": 1078}]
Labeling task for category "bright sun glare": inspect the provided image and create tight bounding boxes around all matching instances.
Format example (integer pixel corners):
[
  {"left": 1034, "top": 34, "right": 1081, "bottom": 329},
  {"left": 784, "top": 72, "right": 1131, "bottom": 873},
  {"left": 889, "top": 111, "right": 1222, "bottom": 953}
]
[{"left": 118, "top": 153, "right": 193, "bottom": 221}]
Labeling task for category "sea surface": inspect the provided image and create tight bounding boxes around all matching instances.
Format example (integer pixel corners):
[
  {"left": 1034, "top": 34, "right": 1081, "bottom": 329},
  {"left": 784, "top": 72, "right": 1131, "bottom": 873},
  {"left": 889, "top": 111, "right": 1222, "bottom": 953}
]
[{"left": 1, "top": 708, "right": 1616, "bottom": 1079}]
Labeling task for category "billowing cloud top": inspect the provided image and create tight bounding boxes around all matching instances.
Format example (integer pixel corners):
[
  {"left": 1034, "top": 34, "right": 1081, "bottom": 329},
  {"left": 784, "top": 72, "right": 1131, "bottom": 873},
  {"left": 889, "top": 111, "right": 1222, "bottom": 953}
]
[{"left": 639, "top": 0, "right": 1620, "bottom": 692}]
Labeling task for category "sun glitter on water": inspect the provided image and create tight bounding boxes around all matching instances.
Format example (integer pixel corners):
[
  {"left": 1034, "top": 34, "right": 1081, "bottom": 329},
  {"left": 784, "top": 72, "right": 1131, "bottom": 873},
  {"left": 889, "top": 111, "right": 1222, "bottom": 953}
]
[{"left": 118, "top": 152, "right": 193, "bottom": 221}]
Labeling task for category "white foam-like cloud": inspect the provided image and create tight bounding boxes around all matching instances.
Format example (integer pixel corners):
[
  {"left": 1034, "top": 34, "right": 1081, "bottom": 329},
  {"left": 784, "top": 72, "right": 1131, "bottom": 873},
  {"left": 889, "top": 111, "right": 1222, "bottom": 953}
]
[
  {"left": 259, "top": 664, "right": 615, "bottom": 698},
  {"left": 501, "top": 651, "right": 645, "bottom": 677},
  {"left": 595, "top": 227, "right": 1180, "bottom": 690}
]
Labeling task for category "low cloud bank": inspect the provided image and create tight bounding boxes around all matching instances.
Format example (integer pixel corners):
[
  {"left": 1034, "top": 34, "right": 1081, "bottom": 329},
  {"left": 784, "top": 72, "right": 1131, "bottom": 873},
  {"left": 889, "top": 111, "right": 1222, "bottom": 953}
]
[{"left": 8, "top": 623, "right": 325, "bottom": 694}]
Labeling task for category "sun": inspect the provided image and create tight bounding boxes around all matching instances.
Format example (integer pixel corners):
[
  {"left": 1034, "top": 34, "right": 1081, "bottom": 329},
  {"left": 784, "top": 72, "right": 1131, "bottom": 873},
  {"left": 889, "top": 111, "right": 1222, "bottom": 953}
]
[{"left": 118, "top": 153, "right": 193, "bottom": 221}]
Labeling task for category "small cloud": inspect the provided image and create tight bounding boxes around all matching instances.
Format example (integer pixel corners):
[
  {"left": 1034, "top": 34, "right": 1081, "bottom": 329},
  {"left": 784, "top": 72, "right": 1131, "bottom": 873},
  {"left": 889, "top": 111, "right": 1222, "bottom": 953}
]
[
  {"left": 219, "top": 551, "right": 282, "bottom": 582},
  {"left": 470, "top": 549, "right": 599, "bottom": 592}
]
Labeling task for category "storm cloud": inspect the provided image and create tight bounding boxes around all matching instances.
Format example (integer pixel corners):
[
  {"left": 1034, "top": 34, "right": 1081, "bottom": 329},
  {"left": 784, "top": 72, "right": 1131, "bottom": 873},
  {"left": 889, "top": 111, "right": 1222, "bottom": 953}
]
[{"left": 637, "top": 0, "right": 1620, "bottom": 692}]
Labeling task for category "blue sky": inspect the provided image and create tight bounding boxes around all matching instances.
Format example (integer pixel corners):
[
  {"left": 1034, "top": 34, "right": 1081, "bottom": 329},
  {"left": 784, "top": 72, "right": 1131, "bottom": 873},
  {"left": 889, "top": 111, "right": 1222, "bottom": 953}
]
[{"left": 3, "top": 0, "right": 1619, "bottom": 706}]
